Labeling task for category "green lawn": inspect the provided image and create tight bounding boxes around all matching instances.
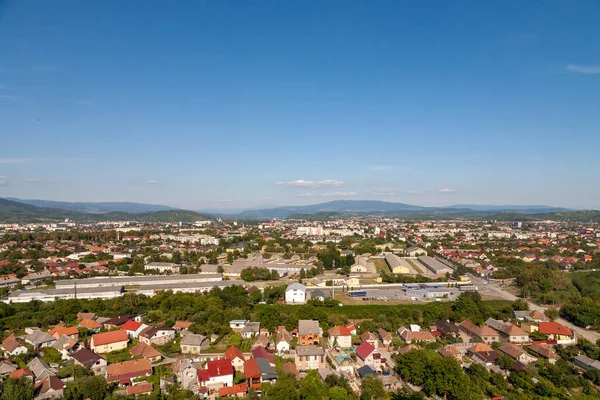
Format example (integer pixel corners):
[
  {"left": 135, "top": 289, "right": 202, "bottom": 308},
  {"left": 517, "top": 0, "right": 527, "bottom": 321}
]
[{"left": 374, "top": 259, "right": 391, "bottom": 275}]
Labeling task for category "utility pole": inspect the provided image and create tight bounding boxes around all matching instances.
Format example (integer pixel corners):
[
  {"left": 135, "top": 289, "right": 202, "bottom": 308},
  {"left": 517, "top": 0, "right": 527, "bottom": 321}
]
[{"left": 332, "top": 260, "right": 336, "bottom": 300}]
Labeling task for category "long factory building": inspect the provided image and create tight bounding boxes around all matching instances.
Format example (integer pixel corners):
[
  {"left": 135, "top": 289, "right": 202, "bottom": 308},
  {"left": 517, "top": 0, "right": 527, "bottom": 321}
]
[
  {"left": 54, "top": 274, "right": 223, "bottom": 289},
  {"left": 3, "top": 279, "right": 244, "bottom": 303}
]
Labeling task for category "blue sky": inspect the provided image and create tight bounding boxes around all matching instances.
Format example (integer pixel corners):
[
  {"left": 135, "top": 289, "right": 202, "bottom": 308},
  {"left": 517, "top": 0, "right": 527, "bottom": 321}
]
[{"left": 1, "top": 1, "right": 599, "bottom": 210}]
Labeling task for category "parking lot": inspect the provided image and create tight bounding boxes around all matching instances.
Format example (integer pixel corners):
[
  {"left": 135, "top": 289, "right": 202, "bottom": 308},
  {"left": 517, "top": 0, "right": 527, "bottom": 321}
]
[{"left": 347, "top": 287, "right": 462, "bottom": 303}]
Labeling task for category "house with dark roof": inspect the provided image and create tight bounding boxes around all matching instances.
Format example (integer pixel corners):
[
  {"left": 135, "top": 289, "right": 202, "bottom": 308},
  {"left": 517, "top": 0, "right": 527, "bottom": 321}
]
[
  {"left": 357, "top": 365, "right": 376, "bottom": 378},
  {"left": 467, "top": 343, "right": 499, "bottom": 366},
  {"left": 102, "top": 315, "right": 131, "bottom": 330},
  {"left": 252, "top": 346, "right": 275, "bottom": 366},
  {"left": 34, "top": 375, "right": 64, "bottom": 399},
  {"left": 256, "top": 358, "right": 277, "bottom": 384},
  {"left": 70, "top": 348, "right": 107, "bottom": 375},
  {"left": 435, "top": 320, "right": 459, "bottom": 337},
  {"left": 139, "top": 327, "right": 176, "bottom": 346}
]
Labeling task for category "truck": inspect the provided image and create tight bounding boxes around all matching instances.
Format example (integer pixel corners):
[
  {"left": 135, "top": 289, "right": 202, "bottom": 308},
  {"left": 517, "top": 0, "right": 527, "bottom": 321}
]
[{"left": 348, "top": 290, "right": 367, "bottom": 297}]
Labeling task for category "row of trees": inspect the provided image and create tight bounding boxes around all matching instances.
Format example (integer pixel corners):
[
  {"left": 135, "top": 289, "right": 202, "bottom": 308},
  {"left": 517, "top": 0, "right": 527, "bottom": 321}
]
[{"left": 396, "top": 349, "right": 599, "bottom": 399}]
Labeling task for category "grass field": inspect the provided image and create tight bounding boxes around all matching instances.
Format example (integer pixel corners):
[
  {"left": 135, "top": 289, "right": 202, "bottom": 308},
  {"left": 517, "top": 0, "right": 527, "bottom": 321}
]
[
  {"left": 405, "top": 258, "right": 425, "bottom": 274},
  {"left": 374, "top": 258, "right": 391, "bottom": 275}
]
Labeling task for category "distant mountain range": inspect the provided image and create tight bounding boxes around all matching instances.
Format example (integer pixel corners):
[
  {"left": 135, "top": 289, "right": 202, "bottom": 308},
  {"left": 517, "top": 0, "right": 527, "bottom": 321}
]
[
  {"left": 1, "top": 197, "right": 597, "bottom": 223},
  {"left": 214, "top": 200, "right": 574, "bottom": 219},
  {"left": 0, "top": 198, "right": 208, "bottom": 223},
  {"left": 6, "top": 198, "right": 177, "bottom": 214}
]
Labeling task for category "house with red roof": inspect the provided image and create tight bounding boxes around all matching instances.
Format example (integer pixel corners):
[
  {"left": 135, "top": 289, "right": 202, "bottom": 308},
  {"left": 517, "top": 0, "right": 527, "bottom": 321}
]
[
  {"left": 1, "top": 334, "right": 28, "bottom": 356},
  {"left": 78, "top": 319, "right": 102, "bottom": 332},
  {"left": 328, "top": 326, "right": 352, "bottom": 348},
  {"left": 538, "top": 322, "right": 575, "bottom": 344},
  {"left": 106, "top": 359, "right": 152, "bottom": 385},
  {"left": 224, "top": 345, "right": 245, "bottom": 372},
  {"left": 218, "top": 383, "right": 247, "bottom": 398},
  {"left": 49, "top": 326, "right": 79, "bottom": 341},
  {"left": 120, "top": 320, "right": 147, "bottom": 339},
  {"left": 252, "top": 346, "right": 275, "bottom": 366},
  {"left": 345, "top": 322, "right": 357, "bottom": 336},
  {"left": 468, "top": 343, "right": 499, "bottom": 366},
  {"left": 243, "top": 359, "right": 262, "bottom": 389},
  {"left": 124, "top": 383, "right": 153, "bottom": 396},
  {"left": 90, "top": 330, "right": 129, "bottom": 354},
  {"left": 356, "top": 341, "right": 383, "bottom": 369},
  {"left": 459, "top": 320, "right": 499, "bottom": 344},
  {"left": 198, "top": 358, "right": 234, "bottom": 392}
]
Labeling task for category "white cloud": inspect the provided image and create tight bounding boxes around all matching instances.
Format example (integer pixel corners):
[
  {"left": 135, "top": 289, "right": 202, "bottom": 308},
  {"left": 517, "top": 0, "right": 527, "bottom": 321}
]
[
  {"left": 0, "top": 158, "right": 31, "bottom": 164},
  {"left": 298, "top": 192, "right": 357, "bottom": 197},
  {"left": 408, "top": 190, "right": 426, "bottom": 195},
  {"left": 566, "top": 64, "right": 600, "bottom": 74},
  {"left": 147, "top": 180, "right": 160, "bottom": 184},
  {"left": 276, "top": 179, "right": 344, "bottom": 188},
  {"left": 368, "top": 165, "right": 394, "bottom": 171},
  {"left": 0, "top": 175, "right": 5, "bottom": 185},
  {"left": 439, "top": 188, "right": 457, "bottom": 193}
]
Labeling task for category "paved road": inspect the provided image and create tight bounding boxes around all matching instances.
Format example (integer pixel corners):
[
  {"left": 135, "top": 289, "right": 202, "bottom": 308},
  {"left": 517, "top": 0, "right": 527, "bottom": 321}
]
[{"left": 468, "top": 273, "right": 600, "bottom": 343}]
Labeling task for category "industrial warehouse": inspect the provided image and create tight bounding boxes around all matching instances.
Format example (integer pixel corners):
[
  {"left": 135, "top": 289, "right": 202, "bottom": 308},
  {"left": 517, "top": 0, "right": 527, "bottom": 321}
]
[{"left": 4, "top": 279, "right": 243, "bottom": 303}]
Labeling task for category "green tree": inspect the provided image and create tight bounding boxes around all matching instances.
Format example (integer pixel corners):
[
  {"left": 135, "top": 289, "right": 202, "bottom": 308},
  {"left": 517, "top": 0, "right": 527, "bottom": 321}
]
[
  {"left": 64, "top": 375, "right": 109, "bottom": 400},
  {"left": 42, "top": 347, "right": 62, "bottom": 364},
  {"left": 361, "top": 375, "right": 388, "bottom": 400},
  {"left": 1, "top": 378, "right": 34, "bottom": 400},
  {"left": 544, "top": 308, "right": 559, "bottom": 321},
  {"left": 298, "top": 370, "right": 328, "bottom": 400},
  {"left": 265, "top": 373, "right": 299, "bottom": 399}
]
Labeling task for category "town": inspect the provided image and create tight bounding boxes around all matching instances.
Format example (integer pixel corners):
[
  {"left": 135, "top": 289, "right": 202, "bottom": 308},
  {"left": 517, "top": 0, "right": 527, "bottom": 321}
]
[{"left": 0, "top": 215, "right": 600, "bottom": 399}]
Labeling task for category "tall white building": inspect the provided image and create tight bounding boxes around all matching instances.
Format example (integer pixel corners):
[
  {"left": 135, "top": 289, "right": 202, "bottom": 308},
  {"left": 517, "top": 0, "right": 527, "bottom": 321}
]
[{"left": 285, "top": 283, "right": 307, "bottom": 304}]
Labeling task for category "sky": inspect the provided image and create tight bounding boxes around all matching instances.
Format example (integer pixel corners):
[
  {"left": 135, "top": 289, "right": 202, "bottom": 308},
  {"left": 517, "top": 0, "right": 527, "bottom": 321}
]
[{"left": 1, "top": 1, "right": 599, "bottom": 210}]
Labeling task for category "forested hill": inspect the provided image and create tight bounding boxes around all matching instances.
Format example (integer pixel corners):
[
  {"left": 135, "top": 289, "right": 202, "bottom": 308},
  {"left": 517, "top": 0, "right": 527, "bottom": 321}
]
[{"left": 0, "top": 198, "right": 209, "bottom": 223}]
